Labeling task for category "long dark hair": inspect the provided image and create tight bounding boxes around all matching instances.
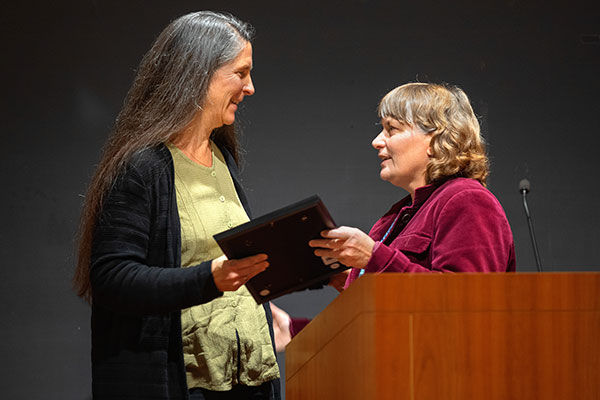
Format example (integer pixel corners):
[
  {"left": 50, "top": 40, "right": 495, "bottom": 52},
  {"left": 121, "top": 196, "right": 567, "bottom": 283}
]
[{"left": 74, "top": 11, "right": 255, "bottom": 301}]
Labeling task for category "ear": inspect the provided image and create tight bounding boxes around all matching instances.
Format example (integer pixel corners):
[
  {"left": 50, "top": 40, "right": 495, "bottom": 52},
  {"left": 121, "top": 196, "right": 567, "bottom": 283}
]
[{"left": 426, "top": 147, "right": 433, "bottom": 157}]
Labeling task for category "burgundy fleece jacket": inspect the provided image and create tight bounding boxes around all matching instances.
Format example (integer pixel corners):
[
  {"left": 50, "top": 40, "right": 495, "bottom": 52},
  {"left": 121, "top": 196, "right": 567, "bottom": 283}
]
[
  {"left": 289, "top": 178, "right": 515, "bottom": 338},
  {"left": 345, "top": 177, "right": 515, "bottom": 288}
]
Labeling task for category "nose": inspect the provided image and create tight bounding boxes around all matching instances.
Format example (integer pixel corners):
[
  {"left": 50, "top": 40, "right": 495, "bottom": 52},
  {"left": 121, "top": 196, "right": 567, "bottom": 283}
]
[
  {"left": 372, "top": 130, "right": 385, "bottom": 150},
  {"left": 243, "top": 74, "right": 255, "bottom": 96}
]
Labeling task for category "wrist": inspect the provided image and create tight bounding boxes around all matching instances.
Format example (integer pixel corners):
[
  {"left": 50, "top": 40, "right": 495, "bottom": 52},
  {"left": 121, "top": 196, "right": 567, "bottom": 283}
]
[{"left": 363, "top": 241, "right": 381, "bottom": 270}]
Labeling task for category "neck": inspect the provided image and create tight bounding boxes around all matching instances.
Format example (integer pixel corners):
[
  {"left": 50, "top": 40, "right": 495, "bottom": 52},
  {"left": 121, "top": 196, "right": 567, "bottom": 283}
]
[
  {"left": 406, "top": 177, "right": 427, "bottom": 202},
  {"left": 171, "top": 113, "right": 215, "bottom": 166}
]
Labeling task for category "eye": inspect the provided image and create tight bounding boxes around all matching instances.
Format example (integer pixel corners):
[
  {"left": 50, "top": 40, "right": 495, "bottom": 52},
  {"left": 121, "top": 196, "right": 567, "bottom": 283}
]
[
  {"left": 236, "top": 68, "right": 250, "bottom": 79},
  {"left": 381, "top": 119, "right": 401, "bottom": 135},
  {"left": 387, "top": 121, "right": 408, "bottom": 135},
  {"left": 383, "top": 123, "right": 399, "bottom": 134}
]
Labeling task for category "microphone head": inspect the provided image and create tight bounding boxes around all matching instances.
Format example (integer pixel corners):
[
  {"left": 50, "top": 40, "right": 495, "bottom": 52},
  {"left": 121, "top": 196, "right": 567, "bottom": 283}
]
[{"left": 519, "top": 179, "right": 530, "bottom": 193}]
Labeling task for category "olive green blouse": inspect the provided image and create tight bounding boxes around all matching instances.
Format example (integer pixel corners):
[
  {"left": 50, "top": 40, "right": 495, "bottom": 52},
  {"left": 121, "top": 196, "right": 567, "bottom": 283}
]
[{"left": 167, "top": 142, "right": 279, "bottom": 391}]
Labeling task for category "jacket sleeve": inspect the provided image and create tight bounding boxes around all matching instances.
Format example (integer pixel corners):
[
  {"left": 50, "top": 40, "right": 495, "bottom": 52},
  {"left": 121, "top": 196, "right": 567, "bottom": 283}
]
[
  {"left": 90, "top": 163, "right": 222, "bottom": 315},
  {"left": 366, "top": 189, "right": 514, "bottom": 273}
]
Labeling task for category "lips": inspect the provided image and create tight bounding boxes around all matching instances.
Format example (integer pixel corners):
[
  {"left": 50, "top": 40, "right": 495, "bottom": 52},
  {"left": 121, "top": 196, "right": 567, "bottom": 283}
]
[
  {"left": 228, "top": 100, "right": 239, "bottom": 114},
  {"left": 378, "top": 153, "right": 391, "bottom": 169}
]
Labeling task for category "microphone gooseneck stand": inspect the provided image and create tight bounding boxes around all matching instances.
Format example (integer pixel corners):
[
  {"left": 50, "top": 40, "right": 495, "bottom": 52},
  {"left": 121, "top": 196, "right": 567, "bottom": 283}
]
[{"left": 519, "top": 179, "right": 543, "bottom": 272}]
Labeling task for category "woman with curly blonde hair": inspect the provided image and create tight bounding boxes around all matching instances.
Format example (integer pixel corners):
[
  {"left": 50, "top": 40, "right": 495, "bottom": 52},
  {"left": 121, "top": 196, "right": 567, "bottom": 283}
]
[{"left": 310, "top": 82, "right": 515, "bottom": 283}]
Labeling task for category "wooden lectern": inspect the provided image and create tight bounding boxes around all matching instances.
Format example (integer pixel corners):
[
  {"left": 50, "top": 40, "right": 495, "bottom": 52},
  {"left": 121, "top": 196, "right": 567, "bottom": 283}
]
[{"left": 285, "top": 273, "right": 600, "bottom": 399}]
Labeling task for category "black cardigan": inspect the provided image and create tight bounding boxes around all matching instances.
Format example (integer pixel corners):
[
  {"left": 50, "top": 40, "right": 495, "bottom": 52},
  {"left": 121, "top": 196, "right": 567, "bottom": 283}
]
[{"left": 90, "top": 144, "right": 280, "bottom": 399}]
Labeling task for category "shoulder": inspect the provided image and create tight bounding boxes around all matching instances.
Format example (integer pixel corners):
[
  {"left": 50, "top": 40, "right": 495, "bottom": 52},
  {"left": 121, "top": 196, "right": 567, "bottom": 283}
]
[
  {"left": 436, "top": 177, "right": 487, "bottom": 195},
  {"left": 129, "top": 144, "right": 172, "bottom": 171},
  {"left": 107, "top": 144, "right": 173, "bottom": 201},
  {"left": 434, "top": 178, "right": 497, "bottom": 204},
  {"left": 123, "top": 144, "right": 173, "bottom": 183},
  {"left": 431, "top": 178, "right": 507, "bottom": 219}
]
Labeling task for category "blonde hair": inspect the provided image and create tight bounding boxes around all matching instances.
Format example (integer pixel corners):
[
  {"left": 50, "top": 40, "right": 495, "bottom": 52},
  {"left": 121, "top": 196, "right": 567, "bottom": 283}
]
[{"left": 378, "top": 82, "right": 489, "bottom": 186}]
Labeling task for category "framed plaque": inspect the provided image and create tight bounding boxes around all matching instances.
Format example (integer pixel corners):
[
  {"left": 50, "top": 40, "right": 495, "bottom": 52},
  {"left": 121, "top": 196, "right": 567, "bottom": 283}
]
[{"left": 214, "top": 195, "right": 348, "bottom": 303}]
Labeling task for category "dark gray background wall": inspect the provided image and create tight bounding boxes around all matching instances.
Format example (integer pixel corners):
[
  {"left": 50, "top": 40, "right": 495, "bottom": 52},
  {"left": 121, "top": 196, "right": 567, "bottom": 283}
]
[{"left": 2, "top": 0, "right": 599, "bottom": 398}]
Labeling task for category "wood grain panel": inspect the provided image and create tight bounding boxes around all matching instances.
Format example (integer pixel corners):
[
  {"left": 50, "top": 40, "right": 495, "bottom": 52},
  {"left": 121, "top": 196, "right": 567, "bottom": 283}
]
[
  {"left": 413, "top": 311, "right": 600, "bottom": 399},
  {"left": 286, "top": 273, "right": 600, "bottom": 399},
  {"left": 286, "top": 312, "right": 412, "bottom": 400}
]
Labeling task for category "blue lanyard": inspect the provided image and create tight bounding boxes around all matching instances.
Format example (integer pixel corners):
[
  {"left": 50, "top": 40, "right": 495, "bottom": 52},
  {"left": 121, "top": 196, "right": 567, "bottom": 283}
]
[
  {"left": 359, "top": 211, "right": 403, "bottom": 277},
  {"left": 381, "top": 212, "right": 402, "bottom": 243}
]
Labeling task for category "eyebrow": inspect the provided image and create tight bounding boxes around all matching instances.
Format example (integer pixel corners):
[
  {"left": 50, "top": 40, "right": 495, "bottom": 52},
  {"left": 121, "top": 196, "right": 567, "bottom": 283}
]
[{"left": 382, "top": 118, "right": 409, "bottom": 130}]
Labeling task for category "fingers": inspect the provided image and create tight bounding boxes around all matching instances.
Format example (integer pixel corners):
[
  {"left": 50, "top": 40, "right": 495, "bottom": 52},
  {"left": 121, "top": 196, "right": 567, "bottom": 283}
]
[
  {"left": 309, "top": 238, "right": 343, "bottom": 249},
  {"left": 312, "top": 248, "right": 337, "bottom": 259},
  {"left": 320, "top": 226, "right": 355, "bottom": 239},
  {"left": 309, "top": 231, "right": 344, "bottom": 258},
  {"left": 269, "top": 302, "right": 291, "bottom": 322},
  {"left": 272, "top": 323, "right": 291, "bottom": 350},
  {"left": 243, "top": 260, "right": 269, "bottom": 280},
  {"left": 230, "top": 253, "right": 268, "bottom": 266},
  {"left": 213, "top": 254, "right": 269, "bottom": 292},
  {"left": 270, "top": 302, "right": 292, "bottom": 352},
  {"left": 225, "top": 254, "right": 268, "bottom": 271},
  {"left": 309, "top": 226, "right": 375, "bottom": 269},
  {"left": 309, "top": 226, "right": 357, "bottom": 248},
  {"left": 228, "top": 256, "right": 269, "bottom": 277}
]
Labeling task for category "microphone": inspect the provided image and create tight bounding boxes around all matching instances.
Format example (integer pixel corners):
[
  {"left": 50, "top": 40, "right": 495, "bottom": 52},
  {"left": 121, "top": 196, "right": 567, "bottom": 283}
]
[
  {"left": 519, "top": 179, "right": 530, "bottom": 194},
  {"left": 519, "top": 179, "right": 542, "bottom": 271}
]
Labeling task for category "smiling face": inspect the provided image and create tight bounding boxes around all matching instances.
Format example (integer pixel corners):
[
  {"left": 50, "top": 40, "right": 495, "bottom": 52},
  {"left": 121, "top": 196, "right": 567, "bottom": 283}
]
[
  {"left": 372, "top": 117, "right": 432, "bottom": 196},
  {"left": 202, "top": 41, "right": 255, "bottom": 130}
]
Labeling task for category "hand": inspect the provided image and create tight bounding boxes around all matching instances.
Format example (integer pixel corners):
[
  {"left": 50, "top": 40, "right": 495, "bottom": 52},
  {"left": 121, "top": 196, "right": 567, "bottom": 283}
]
[
  {"left": 328, "top": 269, "right": 350, "bottom": 292},
  {"left": 309, "top": 226, "right": 375, "bottom": 269},
  {"left": 211, "top": 254, "right": 269, "bottom": 292},
  {"left": 269, "top": 302, "right": 292, "bottom": 352}
]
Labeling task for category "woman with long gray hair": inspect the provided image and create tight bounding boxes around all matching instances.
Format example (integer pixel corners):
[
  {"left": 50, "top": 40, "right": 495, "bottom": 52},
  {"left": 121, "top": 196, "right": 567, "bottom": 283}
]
[{"left": 74, "top": 11, "right": 280, "bottom": 399}]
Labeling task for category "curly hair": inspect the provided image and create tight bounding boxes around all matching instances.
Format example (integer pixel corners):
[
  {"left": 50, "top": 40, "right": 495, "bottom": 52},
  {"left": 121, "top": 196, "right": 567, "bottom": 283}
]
[{"left": 378, "top": 82, "right": 489, "bottom": 186}]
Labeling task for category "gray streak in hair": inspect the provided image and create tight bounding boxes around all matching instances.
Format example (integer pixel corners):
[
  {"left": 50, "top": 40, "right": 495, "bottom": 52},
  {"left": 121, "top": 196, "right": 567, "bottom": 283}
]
[{"left": 74, "top": 11, "right": 255, "bottom": 301}]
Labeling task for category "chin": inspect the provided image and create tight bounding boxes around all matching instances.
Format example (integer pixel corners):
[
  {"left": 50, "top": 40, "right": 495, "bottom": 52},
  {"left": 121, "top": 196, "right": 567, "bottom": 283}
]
[
  {"left": 223, "top": 115, "right": 236, "bottom": 125},
  {"left": 379, "top": 171, "right": 391, "bottom": 183}
]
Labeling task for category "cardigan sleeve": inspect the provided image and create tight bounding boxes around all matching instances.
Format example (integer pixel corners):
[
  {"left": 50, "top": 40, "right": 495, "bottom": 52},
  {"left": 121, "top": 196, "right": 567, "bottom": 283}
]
[
  {"left": 90, "top": 162, "right": 223, "bottom": 315},
  {"left": 365, "top": 188, "right": 515, "bottom": 273}
]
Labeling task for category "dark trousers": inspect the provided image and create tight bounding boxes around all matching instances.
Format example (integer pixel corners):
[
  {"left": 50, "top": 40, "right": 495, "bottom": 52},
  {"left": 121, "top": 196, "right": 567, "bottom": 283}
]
[{"left": 189, "top": 381, "right": 273, "bottom": 400}]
